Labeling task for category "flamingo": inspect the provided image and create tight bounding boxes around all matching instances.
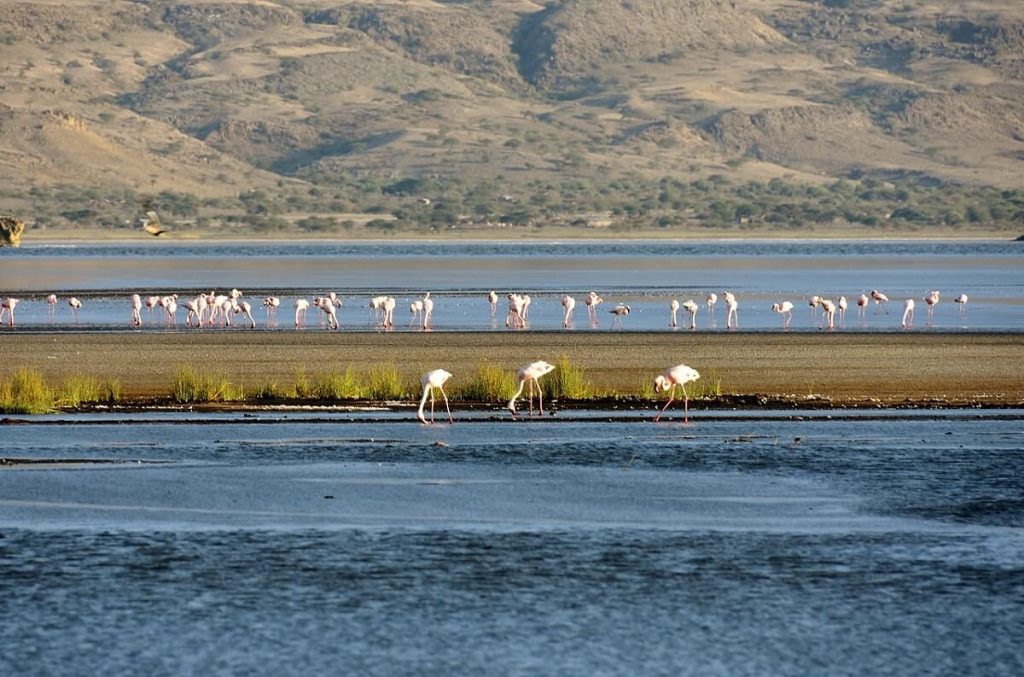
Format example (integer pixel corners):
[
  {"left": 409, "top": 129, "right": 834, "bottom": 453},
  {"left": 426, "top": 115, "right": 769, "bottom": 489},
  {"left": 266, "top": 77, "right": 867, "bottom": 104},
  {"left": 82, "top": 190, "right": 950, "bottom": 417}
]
[
  {"left": 508, "top": 360, "right": 556, "bottom": 417},
  {"left": 130, "top": 294, "right": 142, "bottom": 327},
  {"left": 653, "top": 364, "right": 701, "bottom": 423},
  {"left": 837, "top": 296, "right": 848, "bottom": 327},
  {"left": 46, "top": 294, "right": 58, "bottom": 319},
  {"left": 421, "top": 292, "right": 433, "bottom": 329},
  {"left": 808, "top": 295, "right": 821, "bottom": 322},
  {"left": 184, "top": 299, "right": 201, "bottom": 327},
  {"left": 772, "top": 301, "right": 794, "bottom": 329},
  {"left": 724, "top": 291, "right": 738, "bottom": 330},
  {"left": 506, "top": 293, "right": 525, "bottom": 329},
  {"left": 195, "top": 294, "right": 209, "bottom": 326},
  {"left": 0, "top": 298, "right": 20, "bottom": 327},
  {"left": 521, "top": 294, "right": 532, "bottom": 321},
  {"left": 954, "top": 293, "right": 968, "bottom": 318},
  {"left": 609, "top": 304, "right": 630, "bottom": 329},
  {"left": 317, "top": 298, "right": 339, "bottom": 330},
  {"left": 219, "top": 299, "right": 234, "bottom": 327},
  {"left": 706, "top": 293, "right": 717, "bottom": 319},
  {"left": 585, "top": 292, "right": 603, "bottom": 324},
  {"left": 871, "top": 289, "right": 890, "bottom": 314},
  {"left": 369, "top": 295, "right": 388, "bottom": 324},
  {"left": 263, "top": 297, "right": 280, "bottom": 323},
  {"left": 487, "top": 291, "right": 498, "bottom": 317},
  {"left": 166, "top": 298, "right": 178, "bottom": 326},
  {"left": 409, "top": 300, "right": 424, "bottom": 327},
  {"left": 294, "top": 299, "right": 310, "bottom": 328},
  {"left": 145, "top": 295, "right": 160, "bottom": 319},
  {"left": 682, "top": 300, "right": 699, "bottom": 330},
  {"left": 819, "top": 298, "right": 836, "bottom": 331},
  {"left": 856, "top": 294, "right": 869, "bottom": 321},
  {"left": 923, "top": 290, "right": 940, "bottom": 323},
  {"left": 232, "top": 299, "right": 255, "bottom": 329},
  {"left": 669, "top": 299, "right": 679, "bottom": 328},
  {"left": 561, "top": 294, "right": 576, "bottom": 328},
  {"left": 901, "top": 298, "right": 915, "bottom": 329},
  {"left": 417, "top": 369, "right": 453, "bottom": 424},
  {"left": 382, "top": 296, "right": 396, "bottom": 329},
  {"left": 68, "top": 297, "right": 82, "bottom": 322}
]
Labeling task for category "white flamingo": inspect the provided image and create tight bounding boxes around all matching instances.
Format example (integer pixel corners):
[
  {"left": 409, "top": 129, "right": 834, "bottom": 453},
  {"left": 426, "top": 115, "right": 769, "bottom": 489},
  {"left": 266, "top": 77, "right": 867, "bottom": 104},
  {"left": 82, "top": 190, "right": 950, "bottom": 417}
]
[
  {"left": 46, "top": 294, "right": 58, "bottom": 320},
  {"left": 508, "top": 360, "right": 556, "bottom": 418},
  {"left": 421, "top": 292, "right": 433, "bottom": 329},
  {"left": 653, "top": 364, "right": 701, "bottom": 423},
  {"left": 561, "top": 294, "right": 576, "bottom": 328},
  {"left": 0, "top": 298, "right": 20, "bottom": 327},
  {"left": 772, "top": 301, "right": 794, "bottom": 329},
  {"left": 487, "top": 291, "right": 498, "bottom": 317},
  {"left": 954, "top": 293, "right": 968, "bottom": 318},
  {"left": 409, "top": 300, "right": 424, "bottom": 327},
  {"left": 68, "top": 297, "right": 82, "bottom": 322},
  {"left": 856, "top": 294, "right": 869, "bottom": 321},
  {"left": 585, "top": 292, "right": 603, "bottom": 325},
  {"left": 871, "top": 289, "right": 891, "bottom": 314},
  {"left": 924, "top": 290, "right": 940, "bottom": 323},
  {"left": 669, "top": 299, "right": 680, "bottom": 328},
  {"left": 130, "top": 294, "right": 142, "bottom": 327},
  {"left": 609, "top": 304, "right": 630, "bottom": 329},
  {"left": 819, "top": 298, "right": 836, "bottom": 331},
  {"left": 901, "top": 298, "right": 915, "bottom": 329},
  {"left": 417, "top": 369, "right": 453, "bottom": 424},
  {"left": 724, "top": 291, "right": 738, "bottom": 330},
  {"left": 682, "top": 300, "right": 699, "bottom": 330},
  {"left": 294, "top": 299, "right": 310, "bottom": 328}
]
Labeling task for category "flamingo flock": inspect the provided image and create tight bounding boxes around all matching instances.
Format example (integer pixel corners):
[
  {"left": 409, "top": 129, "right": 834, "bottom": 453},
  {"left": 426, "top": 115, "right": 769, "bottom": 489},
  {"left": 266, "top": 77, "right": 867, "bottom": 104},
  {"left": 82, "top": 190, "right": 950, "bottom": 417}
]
[{"left": 0, "top": 287, "right": 976, "bottom": 332}]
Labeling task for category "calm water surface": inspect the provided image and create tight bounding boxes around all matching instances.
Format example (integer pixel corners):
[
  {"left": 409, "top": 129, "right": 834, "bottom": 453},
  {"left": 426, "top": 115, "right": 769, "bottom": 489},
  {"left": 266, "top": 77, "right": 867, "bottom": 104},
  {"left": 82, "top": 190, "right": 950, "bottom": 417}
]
[
  {"left": 1, "top": 240, "right": 1022, "bottom": 330},
  {"left": 1, "top": 411, "right": 1022, "bottom": 675}
]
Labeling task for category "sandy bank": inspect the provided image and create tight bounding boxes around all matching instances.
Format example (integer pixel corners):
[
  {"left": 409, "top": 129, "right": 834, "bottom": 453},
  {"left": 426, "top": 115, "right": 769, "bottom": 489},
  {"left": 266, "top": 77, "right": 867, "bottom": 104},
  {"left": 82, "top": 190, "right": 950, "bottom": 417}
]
[{"left": 0, "top": 331, "right": 1021, "bottom": 406}]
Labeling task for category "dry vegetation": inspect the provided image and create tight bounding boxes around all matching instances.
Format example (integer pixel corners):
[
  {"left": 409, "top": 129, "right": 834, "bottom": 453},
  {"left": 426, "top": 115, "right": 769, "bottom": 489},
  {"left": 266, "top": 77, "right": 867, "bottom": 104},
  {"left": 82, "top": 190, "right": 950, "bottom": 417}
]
[{"left": 1, "top": 0, "right": 1023, "bottom": 238}]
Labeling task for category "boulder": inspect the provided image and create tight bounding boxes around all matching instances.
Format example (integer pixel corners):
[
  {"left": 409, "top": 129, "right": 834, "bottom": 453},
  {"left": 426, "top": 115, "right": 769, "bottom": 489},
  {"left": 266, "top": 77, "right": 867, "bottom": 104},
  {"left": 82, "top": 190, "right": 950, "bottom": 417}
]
[{"left": 0, "top": 216, "right": 26, "bottom": 247}]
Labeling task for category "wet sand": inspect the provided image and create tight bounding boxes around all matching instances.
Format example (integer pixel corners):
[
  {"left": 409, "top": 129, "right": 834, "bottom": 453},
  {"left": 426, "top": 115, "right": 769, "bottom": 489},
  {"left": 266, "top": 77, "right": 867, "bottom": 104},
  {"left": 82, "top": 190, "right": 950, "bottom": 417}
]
[{"left": 1, "top": 331, "right": 1021, "bottom": 405}]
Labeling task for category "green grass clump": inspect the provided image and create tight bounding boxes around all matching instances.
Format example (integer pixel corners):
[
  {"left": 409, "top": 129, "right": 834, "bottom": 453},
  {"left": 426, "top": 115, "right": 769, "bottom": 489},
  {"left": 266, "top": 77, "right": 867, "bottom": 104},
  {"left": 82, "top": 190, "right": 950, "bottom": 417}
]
[
  {"left": 251, "top": 381, "right": 281, "bottom": 400},
  {"left": 171, "top": 366, "right": 244, "bottom": 403},
  {"left": 310, "top": 369, "right": 364, "bottom": 400},
  {"left": 58, "top": 376, "right": 119, "bottom": 406},
  {"left": 456, "top": 363, "right": 517, "bottom": 401},
  {"left": 548, "top": 356, "right": 593, "bottom": 400},
  {"left": 365, "top": 363, "right": 406, "bottom": 400},
  {"left": 0, "top": 369, "right": 55, "bottom": 414}
]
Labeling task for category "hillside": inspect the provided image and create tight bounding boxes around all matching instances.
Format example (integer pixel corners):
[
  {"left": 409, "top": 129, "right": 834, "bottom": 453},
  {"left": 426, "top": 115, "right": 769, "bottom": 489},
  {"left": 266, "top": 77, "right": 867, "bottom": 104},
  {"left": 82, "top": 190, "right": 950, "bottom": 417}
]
[{"left": 0, "top": 0, "right": 1022, "bottom": 237}]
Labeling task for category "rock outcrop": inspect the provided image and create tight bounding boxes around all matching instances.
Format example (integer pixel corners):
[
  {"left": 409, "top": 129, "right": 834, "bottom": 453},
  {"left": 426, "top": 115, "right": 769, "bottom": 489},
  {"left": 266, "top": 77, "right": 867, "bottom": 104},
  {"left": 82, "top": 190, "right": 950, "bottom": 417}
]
[{"left": 0, "top": 216, "right": 26, "bottom": 247}]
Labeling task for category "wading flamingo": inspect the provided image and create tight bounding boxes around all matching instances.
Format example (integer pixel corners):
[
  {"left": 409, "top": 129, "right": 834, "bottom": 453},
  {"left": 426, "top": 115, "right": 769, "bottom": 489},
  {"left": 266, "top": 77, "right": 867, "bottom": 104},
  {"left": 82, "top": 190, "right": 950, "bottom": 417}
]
[
  {"left": 585, "top": 292, "right": 603, "bottom": 325},
  {"left": 562, "top": 294, "right": 576, "bottom": 328},
  {"left": 653, "top": 364, "right": 701, "bottom": 423},
  {"left": 0, "top": 298, "right": 20, "bottom": 327},
  {"left": 772, "top": 301, "right": 794, "bottom": 329},
  {"left": 294, "top": 299, "right": 310, "bottom": 328},
  {"left": 521, "top": 294, "right": 532, "bottom": 322},
  {"left": 924, "top": 290, "right": 940, "bottom": 323},
  {"left": 46, "top": 294, "right": 58, "bottom": 319},
  {"left": 409, "top": 300, "right": 424, "bottom": 327},
  {"left": 706, "top": 293, "right": 718, "bottom": 320},
  {"left": 808, "top": 295, "right": 821, "bottom": 322},
  {"left": 609, "top": 304, "right": 630, "bottom": 329},
  {"left": 837, "top": 296, "right": 848, "bottom": 327},
  {"left": 819, "top": 298, "right": 836, "bottom": 331},
  {"left": 382, "top": 296, "right": 396, "bottom": 329},
  {"left": 954, "top": 293, "right": 968, "bottom": 318},
  {"left": 682, "top": 300, "right": 699, "bottom": 330},
  {"left": 487, "top": 291, "right": 498, "bottom": 317},
  {"left": 369, "top": 295, "right": 388, "bottom": 324},
  {"left": 508, "top": 360, "right": 556, "bottom": 417},
  {"left": 871, "top": 289, "right": 890, "bottom": 314},
  {"left": 856, "top": 294, "right": 869, "bottom": 321},
  {"left": 724, "top": 292, "right": 738, "bottom": 330},
  {"left": 165, "top": 298, "right": 178, "bottom": 326},
  {"left": 421, "top": 292, "right": 434, "bottom": 329},
  {"left": 901, "top": 298, "right": 915, "bottom": 329},
  {"left": 318, "top": 298, "right": 339, "bottom": 330},
  {"left": 130, "top": 294, "right": 142, "bottom": 327},
  {"left": 68, "top": 297, "right": 82, "bottom": 322},
  {"left": 417, "top": 369, "right": 453, "bottom": 424},
  {"left": 669, "top": 299, "right": 679, "bottom": 328},
  {"left": 506, "top": 293, "right": 526, "bottom": 329},
  {"left": 263, "top": 297, "right": 280, "bottom": 323}
]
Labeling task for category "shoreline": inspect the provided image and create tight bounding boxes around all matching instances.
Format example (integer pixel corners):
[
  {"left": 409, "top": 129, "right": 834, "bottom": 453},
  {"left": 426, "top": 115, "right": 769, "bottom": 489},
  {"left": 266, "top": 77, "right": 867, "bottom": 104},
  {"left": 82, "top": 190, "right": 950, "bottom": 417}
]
[{"left": 1, "top": 331, "right": 1021, "bottom": 408}]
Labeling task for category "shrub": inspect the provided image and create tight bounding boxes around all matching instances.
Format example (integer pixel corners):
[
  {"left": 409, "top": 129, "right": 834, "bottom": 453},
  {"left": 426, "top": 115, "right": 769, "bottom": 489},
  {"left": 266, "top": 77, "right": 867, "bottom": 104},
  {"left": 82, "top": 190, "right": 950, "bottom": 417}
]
[
  {"left": 171, "top": 366, "right": 243, "bottom": 403},
  {"left": 366, "top": 363, "right": 405, "bottom": 400},
  {"left": 59, "top": 375, "right": 105, "bottom": 407},
  {"left": 310, "top": 370, "right": 363, "bottom": 400},
  {"left": 0, "top": 369, "right": 55, "bottom": 414},
  {"left": 548, "top": 357, "right": 593, "bottom": 399}
]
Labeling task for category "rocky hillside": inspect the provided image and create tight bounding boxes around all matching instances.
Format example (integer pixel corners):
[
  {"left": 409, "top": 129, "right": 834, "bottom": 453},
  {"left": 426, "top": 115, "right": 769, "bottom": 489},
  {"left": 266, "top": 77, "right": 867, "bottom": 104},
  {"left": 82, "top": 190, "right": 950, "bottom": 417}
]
[{"left": 0, "top": 0, "right": 1022, "bottom": 234}]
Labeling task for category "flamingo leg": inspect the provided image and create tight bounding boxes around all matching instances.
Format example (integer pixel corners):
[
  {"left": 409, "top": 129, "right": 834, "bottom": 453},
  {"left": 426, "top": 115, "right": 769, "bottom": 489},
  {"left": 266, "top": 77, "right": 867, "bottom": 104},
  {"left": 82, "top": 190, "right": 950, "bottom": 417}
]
[
  {"left": 682, "top": 383, "right": 690, "bottom": 424},
  {"left": 430, "top": 387, "right": 436, "bottom": 423},
  {"left": 654, "top": 384, "right": 676, "bottom": 422},
  {"left": 537, "top": 380, "right": 544, "bottom": 416},
  {"left": 528, "top": 379, "right": 535, "bottom": 416},
  {"left": 440, "top": 386, "right": 452, "bottom": 423}
]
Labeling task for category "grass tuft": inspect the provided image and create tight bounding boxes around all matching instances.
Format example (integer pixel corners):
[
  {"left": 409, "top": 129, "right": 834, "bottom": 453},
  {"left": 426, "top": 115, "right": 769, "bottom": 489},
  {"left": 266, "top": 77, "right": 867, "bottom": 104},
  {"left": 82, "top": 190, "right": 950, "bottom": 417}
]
[
  {"left": 455, "top": 363, "right": 517, "bottom": 401},
  {"left": 366, "top": 363, "right": 406, "bottom": 400},
  {"left": 310, "top": 369, "right": 364, "bottom": 400},
  {"left": 548, "top": 356, "right": 593, "bottom": 400},
  {"left": 171, "top": 366, "right": 244, "bottom": 403},
  {"left": 59, "top": 375, "right": 104, "bottom": 407},
  {"left": 0, "top": 369, "right": 55, "bottom": 414}
]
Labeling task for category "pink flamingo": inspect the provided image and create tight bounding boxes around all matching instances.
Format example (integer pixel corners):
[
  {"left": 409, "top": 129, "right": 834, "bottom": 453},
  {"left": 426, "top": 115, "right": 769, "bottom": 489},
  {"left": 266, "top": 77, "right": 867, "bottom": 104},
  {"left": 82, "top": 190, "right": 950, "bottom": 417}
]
[
  {"left": 669, "top": 299, "right": 680, "bottom": 328},
  {"left": 706, "top": 293, "right": 718, "bottom": 321},
  {"left": 856, "top": 294, "right": 869, "bottom": 321},
  {"left": 0, "top": 298, "right": 20, "bottom": 327},
  {"left": 653, "top": 363, "right": 701, "bottom": 423},
  {"left": 819, "top": 298, "right": 836, "bottom": 331},
  {"left": 417, "top": 369, "right": 454, "bottom": 424},
  {"left": 562, "top": 294, "right": 576, "bottom": 328},
  {"left": 46, "top": 294, "right": 58, "bottom": 320},
  {"left": 954, "top": 293, "right": 968, "bottom": 318},
  {"left": 507, "top": 360, "right": 556, "bottom": 418},
  {"left": 585, "top": 292, "right": 604, "bottom": 325},
  {"left": 421, "top": 292, "right": 433, "bottom": 329},
  {"left": 294, "top": 299, "right": 310, "bottom": 328},
  {"left": 808, "top": 295, "right": 821, "bottom": 322},
  {"left": 369, "top": 295, "right": 388, "bottom": 324},
  {"left": 772, "top": 301, "right": 794, "bottom": 329},
  {"left": 263, "top": 297, "right": 280, "bottom": 323},
  {"left": 923, "top": 290, "right": 940, "bottom": 323},
  {"left": 871, "top": 289, "right": 890, "bottom": 314},
  {"left": 409, "top": 300, "right": 424, "bottom": 327},
  {"left": 506, "top": 293, "right": 526, "bottom": 329},
  {"left": 317, "top": 298, "right": 338, "bottom": 330},
  {"left": 382, "top": 297, "right": 396, "bottom": 329},
  {"left": 145, "top": 295, "right": 160, "bottom": 320},
  {"left": 609, "top": 304, "right": 630, "bottom": 329},
  {"left": 901, "top": 298, "right": 915, "bottom": 329},
  {"left": 130, "top": 294, "right": 142, "bottom": 327},
  {"left": 231, "top": 299, "right": 255, "bottom": 329},
  {"left": 682, "top": 300, "right": 699, "bottom": 330},
  {"left": 165, "top": 298, "right": 178, "bottom": 326},
  {"left": 724, "top": 291, "right": 738, "bottom": 330},
  {"left": 184, "top": 299, "right": 201, "bottom": 327},
  {"left": 487, "top": 291, "right": 498, "bottom": 317},
  {"left": 837, "top": 296, "right": 848, "bottom": 327},
  {"left": 68, "top": 297, "right": 82, "bottom": 322}
]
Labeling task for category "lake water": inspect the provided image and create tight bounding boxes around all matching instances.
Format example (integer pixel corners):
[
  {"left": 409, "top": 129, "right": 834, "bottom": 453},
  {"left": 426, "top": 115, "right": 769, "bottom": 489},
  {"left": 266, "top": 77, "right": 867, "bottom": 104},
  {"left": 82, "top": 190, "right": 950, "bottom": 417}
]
[
  {"left": 1, "top": 410, "right": 1023, "bottom": 675},
  {"left": 1, "top": 240, "right": 1022, "bottom": 330}
]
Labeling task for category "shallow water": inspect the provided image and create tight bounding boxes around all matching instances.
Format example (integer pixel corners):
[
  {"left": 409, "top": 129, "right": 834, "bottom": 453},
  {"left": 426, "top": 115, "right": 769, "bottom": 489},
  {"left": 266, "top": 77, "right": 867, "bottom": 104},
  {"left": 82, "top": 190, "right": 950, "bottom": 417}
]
[
  {"left": 1, "top": 240, "right": 1022, "bottom": 330},
  {"left": 1, "top": 411, "right": 1022, "bottom": 675}
]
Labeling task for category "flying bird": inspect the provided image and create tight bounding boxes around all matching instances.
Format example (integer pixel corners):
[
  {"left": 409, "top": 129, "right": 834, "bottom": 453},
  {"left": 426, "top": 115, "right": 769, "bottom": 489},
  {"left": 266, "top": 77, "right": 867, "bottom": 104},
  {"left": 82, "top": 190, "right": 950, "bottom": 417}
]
[{"left": 138, "top": 201, "right": 169, "bottom": 237}]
